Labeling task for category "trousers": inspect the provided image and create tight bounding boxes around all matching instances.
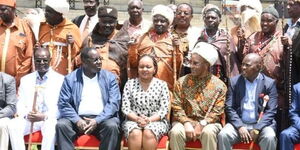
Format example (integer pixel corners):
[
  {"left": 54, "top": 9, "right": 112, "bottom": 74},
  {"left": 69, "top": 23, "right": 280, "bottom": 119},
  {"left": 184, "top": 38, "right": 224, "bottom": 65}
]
[
  {"left": 56, "top": 117, "right": 121, "bottom": 150},
  {"left": 9, "top": 117, "right": 57, "bottom": 150}
]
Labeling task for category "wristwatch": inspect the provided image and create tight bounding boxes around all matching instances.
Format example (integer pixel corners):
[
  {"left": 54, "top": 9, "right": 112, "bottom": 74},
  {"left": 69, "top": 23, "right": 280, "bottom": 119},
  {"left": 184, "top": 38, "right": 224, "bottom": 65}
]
[
  {"left": 199, "top": 120, "right": 208, "bottom": 126},
  {"left": 252, "top": 129, "right": 260, "bottom": 135}
]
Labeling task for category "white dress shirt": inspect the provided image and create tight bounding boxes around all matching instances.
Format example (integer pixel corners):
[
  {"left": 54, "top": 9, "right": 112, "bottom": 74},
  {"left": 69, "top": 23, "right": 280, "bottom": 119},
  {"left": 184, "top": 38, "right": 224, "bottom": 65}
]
[
  {"left": 285, "top": 18, "right": 300, "bottom": 39},
  {"left": 79, "top": 14, "right": 98, "bottom": 36}
]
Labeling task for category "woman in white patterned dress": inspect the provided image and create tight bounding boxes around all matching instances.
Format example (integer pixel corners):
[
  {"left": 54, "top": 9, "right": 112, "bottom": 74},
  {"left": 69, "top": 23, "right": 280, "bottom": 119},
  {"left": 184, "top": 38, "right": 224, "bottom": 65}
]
[{"left": 122, "top": 54, "right": 170, "bottom": 150}]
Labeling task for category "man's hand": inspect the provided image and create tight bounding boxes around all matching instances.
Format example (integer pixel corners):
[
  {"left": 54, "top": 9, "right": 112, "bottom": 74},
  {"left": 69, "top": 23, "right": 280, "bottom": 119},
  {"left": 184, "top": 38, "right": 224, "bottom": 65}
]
[
  {"left": 76, "top": 119, "right": 87, "bottom": 133},
  {"left": 184, "top": 122, "right": 195, "bottom": 141},
  {"left": 250, "top": 129, "right": 260, "bottom": 142},
  {"left": 193, "top": 123, "right": 203, "bottom": 141},
  {"left": 27, "top": 111, "right": 45, "bottom": 122},
  {"left": 281, "top": 36, "right": 292, "bottom": 47},
  {"left": 83, "top": 117, "right": 97, "bottom": 134},
  {"left": 66, "top": 33, "right": 74, "bottom": 45},
  {"left": 238, "top": 126, "right": 252, "bottom": 144}
]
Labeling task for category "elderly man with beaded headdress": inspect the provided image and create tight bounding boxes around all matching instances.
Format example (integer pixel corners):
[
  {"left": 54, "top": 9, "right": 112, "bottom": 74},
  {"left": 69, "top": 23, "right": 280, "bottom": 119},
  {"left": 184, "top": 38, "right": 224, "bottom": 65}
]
[
  {"left": 238, "top": 6, "right": 288, "bottom": 131},
  {"left": 196, "top": 4, "right": 240, "bottom": 85},
  {"left": 38, "top": 0, "right": 82, "bottom": 75},
  {"left": 127, "top": 4, "right": 183, "bottom": 91},
  {"left": 169, "top": 42, "right": 227, "bottom": 150},
  {"left": 81, "top": 6, "right": 129, "bottom": 90}
]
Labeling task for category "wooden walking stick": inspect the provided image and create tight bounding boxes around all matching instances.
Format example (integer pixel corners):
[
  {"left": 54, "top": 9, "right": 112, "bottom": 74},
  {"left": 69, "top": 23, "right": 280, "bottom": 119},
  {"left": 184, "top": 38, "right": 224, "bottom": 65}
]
[
  {"left": 172, "top": 34, "right": 181, "bottom": 91},
  {"left": 223, "top": 0, "right": 231, "bottom": 86},
  {"left": 281, "top": 0, "right": 293, "bottom": 105},
  {"left": 249, "top": 94, "right": 270, "bottom": 150},
  {"left": 27, "top": 86, "right": 39, "bottom": 150},
  {"left": 67, "top": 33, "right": 72, "bottom": 74},
  {"left": 173, "top": 45, "right": 177, "bottom": 91}
]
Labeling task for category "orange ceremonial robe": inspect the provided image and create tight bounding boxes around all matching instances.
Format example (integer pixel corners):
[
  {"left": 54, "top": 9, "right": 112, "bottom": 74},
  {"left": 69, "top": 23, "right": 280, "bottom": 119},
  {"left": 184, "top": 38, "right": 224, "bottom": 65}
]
[
  {"left": 0, "top": 17, "right": 34, "bottom": 86},
  {"left": 39, "top": 19, "right": 82, "bottom": 75}
]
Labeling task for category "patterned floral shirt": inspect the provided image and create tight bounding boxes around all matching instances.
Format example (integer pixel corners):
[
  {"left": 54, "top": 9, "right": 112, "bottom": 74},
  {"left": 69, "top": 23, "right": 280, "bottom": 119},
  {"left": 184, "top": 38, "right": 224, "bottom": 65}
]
[{"left": 172, "top": 73, "right": 227, "bottom": 126}]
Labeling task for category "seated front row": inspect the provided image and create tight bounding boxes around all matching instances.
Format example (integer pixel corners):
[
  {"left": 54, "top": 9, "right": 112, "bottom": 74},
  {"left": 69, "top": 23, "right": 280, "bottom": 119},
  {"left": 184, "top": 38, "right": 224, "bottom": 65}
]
[{"left": 3, "top": 48, "right": 279, "bottom": 150}]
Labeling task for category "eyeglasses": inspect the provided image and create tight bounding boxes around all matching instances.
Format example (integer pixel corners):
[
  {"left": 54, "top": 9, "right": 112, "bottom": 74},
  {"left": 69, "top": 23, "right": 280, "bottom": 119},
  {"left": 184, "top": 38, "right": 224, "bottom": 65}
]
[
  {"left": 176, "top": 11, "right": 191, "bottom": 16},
  {"left": 88, "top": 57, "right": 103, "bottom": 64},
  {"left": 34, "top": 59, "right": 50, "bottom": 64}
]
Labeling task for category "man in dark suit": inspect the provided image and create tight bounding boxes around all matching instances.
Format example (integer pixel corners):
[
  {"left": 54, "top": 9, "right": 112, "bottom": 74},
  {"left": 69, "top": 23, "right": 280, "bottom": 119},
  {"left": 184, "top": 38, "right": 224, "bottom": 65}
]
[
  {"left": 72, "top": 0, "right": 99, "bottom": 41},
  {"left": 0, "top": 72, "right": 17, "bottom": 150},
  {"left": 280, "top": 82, "right": 300, "bottom": 150},
  {"left": 56, "top": 47, "right": 121, "bottom": 150},
  {"left": 282, "top": 0, "right": 300, "bottom": 85},
  {"left": 218, "top": 53, "right": 278, "bottom": 150}
]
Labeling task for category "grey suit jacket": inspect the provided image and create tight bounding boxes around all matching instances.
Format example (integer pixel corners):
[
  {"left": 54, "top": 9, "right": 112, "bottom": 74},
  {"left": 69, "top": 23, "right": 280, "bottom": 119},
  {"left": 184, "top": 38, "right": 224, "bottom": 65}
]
[{"left": 0, "top": 72, "right": 17, "bottom": 118}]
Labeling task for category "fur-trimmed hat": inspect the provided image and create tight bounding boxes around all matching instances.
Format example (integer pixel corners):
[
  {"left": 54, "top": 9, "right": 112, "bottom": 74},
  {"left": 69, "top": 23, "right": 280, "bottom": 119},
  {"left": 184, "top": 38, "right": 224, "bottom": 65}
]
[
  {"left": 191, "top": 42, "right": 218, "bottom": 66},
  {"left": 151, "top": 4, "right": 174, "bottom": 25},
  {"left": 98, "top": 6, "right": 118, "bottom": 19},
  {"left": 45, "top": 0, "right": 69, "bottom": 15}
]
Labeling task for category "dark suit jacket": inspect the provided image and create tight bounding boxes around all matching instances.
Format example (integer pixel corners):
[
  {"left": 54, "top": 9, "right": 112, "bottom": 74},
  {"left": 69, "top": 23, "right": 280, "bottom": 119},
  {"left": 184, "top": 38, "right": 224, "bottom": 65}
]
[
  {"left": 58, "top": 68, "right": 121, "bottom": 124},
  {"left": 289, "top": 83, "right": 300, "bottom": 130},
  {"left": 225, "top": 73, "right": 278, "bottom": 131},
  {"left": 0, "top": 72, "right": 17, "bottom": 118},
  {"left": 284, "top": 23, "right": 300, "bottom": 84},
  {"left": 72, "top": 15, "right": 85, "bottom": 28}
]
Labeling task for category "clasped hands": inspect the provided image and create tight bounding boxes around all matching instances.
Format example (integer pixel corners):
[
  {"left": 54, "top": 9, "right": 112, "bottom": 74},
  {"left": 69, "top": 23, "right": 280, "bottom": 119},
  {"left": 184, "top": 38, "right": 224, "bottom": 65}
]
[
  {"left": 238, "top": 126, "right": 260, "bottom": 144},
  {"left": 136, "top": 115, "right": 151, "bottom": 128},
  {"left": 76, "top": 117, "right": 97, "bottom": 135},
  {"left": 184, "top": 122, "right": 203, "bottom": 142}
]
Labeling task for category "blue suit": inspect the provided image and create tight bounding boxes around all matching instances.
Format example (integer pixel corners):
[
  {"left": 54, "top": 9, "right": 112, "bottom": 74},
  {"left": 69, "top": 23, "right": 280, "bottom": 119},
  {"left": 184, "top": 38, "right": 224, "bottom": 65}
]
[
  {"left": 56, "top": 68, "right": 121, "bottom": 150},
  {"left": 218, "top": 73, "right": 278, "bottom": 150},
  {"left": 225, "top": 74, "right": 278, "bottom": 131},
  {"left": 280, "top": 83, "right": 300, "bottom": 150}
]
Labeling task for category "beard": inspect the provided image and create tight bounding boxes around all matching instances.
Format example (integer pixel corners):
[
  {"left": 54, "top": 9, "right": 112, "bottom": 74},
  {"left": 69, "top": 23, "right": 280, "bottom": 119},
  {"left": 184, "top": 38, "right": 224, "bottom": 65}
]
[{"left": 0, "top": 14, "right": 14, "bottom": 24}]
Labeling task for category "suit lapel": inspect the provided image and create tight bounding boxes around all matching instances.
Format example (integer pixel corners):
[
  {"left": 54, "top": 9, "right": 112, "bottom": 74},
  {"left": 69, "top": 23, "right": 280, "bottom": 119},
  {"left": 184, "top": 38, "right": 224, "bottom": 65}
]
[
  {"left": 255, "top": 74, "right": 265, "bottom": 118},
  {"left": 98, "top": 71, "right": 106, "bottom": 105},
  {"left": 238, "top": 76, "right": 246, "bottom": 109}
]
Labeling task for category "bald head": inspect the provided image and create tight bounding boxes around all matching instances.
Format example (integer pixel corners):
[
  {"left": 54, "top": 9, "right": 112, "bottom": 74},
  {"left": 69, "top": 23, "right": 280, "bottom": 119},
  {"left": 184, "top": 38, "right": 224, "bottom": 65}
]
[
  {"left": 34, "top": 47, "right": 51, "bottom": 77},
  {"left": 241, "top": 53, "right": 263, "bottom": 82},
  {"left": 34, "top": 47, "right": 51, "bottom": 58},
  {"left": 245, "top": 53, "right": 262, "bottom": 64}
]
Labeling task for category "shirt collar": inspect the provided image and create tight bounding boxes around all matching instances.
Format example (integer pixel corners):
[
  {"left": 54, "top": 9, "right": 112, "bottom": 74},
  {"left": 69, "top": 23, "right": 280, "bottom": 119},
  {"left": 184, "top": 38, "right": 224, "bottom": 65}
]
[
  {"left": 36, "top": 68, "right": 52, "bottom": 83},
  {"left": 287, "top": 18, "right": 300, "bottom": 27},
  {"left": 82, "top": 72, "right": 98, "bottom": 81},
  {"left": 128, "top": 21, "right": 142, "bottom": 28},
  {"left": 245, "top": 73, "right": 262, "bottom": 83}
]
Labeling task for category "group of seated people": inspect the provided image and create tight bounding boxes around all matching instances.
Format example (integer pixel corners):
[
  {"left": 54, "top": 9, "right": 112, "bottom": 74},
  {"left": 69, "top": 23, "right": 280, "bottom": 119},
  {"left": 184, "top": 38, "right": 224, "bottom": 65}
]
[
  {"left": 0, "top": 43, "right": 299, "bottom": 150},
  {"left": 1, "top": 0, "right": 300, "bottom": 150}
]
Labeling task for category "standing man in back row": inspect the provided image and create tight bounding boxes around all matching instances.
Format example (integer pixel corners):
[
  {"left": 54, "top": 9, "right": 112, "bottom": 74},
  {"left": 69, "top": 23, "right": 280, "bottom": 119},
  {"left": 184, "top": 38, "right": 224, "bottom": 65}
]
[
  {"left": 72, "top": 0, "right": 100, "bottom": 41},
  {"left": 39, "top": 0, "right": 82, "bottom": 75},
  {"left": 0, "top": 0, "right": 34, "bottom": 86},
  {"left": 120, "top": 0, "right": 151, "bottom": 41}
]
